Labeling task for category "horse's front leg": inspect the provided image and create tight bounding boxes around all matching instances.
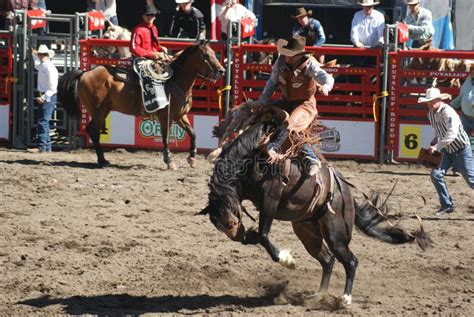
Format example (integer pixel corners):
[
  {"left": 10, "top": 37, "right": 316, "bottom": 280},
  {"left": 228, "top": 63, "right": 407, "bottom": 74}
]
[
  {"left": 158, "top": 113, "right": 177, "bottom": 170},
  {"left": 178, "top": 114, "right": 196, "bottom": 168},
  {"left": 253, "top": 180, "right": 296, "bottom": 269}
]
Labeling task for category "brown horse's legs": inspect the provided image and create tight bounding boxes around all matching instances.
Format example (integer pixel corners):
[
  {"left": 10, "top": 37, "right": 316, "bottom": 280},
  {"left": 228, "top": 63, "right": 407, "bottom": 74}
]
[
  {"left": 85, "top": 121, "right": 109, "bottom": 166},
  {"left": 321, "top": 208, "right": 358, "bottom": 305},
  {"left": 178, "top": 115, "right": 196, "bottom": 167},
  {"left": 158, "top": 114, "right": 177, "bottom": 170},
  {"left": 291, "top": 221, "right": 335, "bottom": 293}
]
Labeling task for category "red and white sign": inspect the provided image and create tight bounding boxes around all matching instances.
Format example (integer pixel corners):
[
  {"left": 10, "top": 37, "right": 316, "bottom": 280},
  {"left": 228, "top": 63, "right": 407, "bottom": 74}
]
[
  {"left": 240, "top": 17, "right": 255, "bottom": 38},
  {"left": 27, "top": 9, "right": 46, "bottom": 29},
  {"left": 397, "top": 22, "right": 409, "bottom": 44},
  {"left": 87, "top": 11, "right": 106, "bottom": 31}
]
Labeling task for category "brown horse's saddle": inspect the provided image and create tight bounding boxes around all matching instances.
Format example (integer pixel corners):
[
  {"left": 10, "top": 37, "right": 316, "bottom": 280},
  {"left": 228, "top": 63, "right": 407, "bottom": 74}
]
[{"left": 105, "top": 65, "right": 138, "bottom": 84}]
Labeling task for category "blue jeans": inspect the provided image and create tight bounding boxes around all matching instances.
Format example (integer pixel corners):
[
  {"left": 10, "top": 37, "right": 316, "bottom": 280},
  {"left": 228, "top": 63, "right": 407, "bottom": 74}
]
[
  {"left": 108, "top": 15, "right": 119, "bottom": 26},
  {"left": 430, "top": 144, "right": 474, "bottom": 209},
  {"left": 37, "top": 95, "right": 57, "bottom": 152},
  {"left": 460, "top": 112, "right": 474, "bottom": 136},
  {"left": 302, "top": 144, "right": 318, "bottom": 160}
]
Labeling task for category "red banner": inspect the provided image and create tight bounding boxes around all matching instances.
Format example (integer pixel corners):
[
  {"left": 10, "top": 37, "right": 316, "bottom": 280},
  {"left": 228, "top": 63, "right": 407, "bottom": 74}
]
[
  {"left": 240, "top": 17, "right": 255, "bottom": 38},
  {"left": 87, "top": 11, "right": 106, "bottom": 31},
  {"left": 397, "top": 23, "right": 409, "bottom": 44},
  {"left": 27, "top": 9, "right": 46, "bottom": 29}
]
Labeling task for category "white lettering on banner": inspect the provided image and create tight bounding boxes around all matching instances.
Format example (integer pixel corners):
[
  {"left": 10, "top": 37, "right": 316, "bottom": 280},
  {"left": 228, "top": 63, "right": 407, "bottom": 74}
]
[{"left": 429, "top": 71, "right": 466, "bottom": 78}]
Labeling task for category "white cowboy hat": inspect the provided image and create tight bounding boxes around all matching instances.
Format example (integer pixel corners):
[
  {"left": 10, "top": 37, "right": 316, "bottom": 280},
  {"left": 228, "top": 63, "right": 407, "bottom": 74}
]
[
  {"left": 36, "top": 44, "right": 55, "bottom": 58},
  {"left": 277, "top": 36, "right": 307, "bottom": 57},
  {"left": 175, "top": 0, "right": 193, "bottom": 3},
  {"left": 358, "top": 0, "right": 380, "bottom": 6},
  {"left": 417, "top": 88, "right": 452, "bottom": 103},
  {"left": 405, "top": 0, "right": 420, "bottom": 5}
]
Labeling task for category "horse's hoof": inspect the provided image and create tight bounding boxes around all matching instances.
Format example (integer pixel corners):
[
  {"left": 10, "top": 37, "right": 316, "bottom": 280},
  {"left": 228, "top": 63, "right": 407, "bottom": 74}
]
[
  {"left": 167, "top": 161, "right": 178, "bottom": 170},
  {"left": 341, "top": 294, "right": 352, "bottom": 306},
  {"left": 278, "top": 249, "right": 296, "bottom": 269},
  {"left": 187, "top": 156, "right": 196, "bottom": 168},
  {"left": 98, "top": 159, "right": 110, "bottom": 166}
]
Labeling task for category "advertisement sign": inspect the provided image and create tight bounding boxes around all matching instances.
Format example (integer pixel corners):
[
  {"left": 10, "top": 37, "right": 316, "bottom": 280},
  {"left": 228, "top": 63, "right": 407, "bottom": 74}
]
[
  {"left": 0, "top": 104, "right": 9, "bottom": 140},
  {"left": 319, "top": 119, "right": 376, "bottom": 158},
  {"left": 95, "top": 112, "right": 219, "bottom": 151},
  {"left": 397, "top": 123, "right": 433, "bottom": 160}
]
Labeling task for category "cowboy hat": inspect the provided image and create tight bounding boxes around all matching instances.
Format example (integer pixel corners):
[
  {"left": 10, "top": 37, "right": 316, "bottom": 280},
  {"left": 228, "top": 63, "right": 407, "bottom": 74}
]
[
  {"left": 291, "top": 7, "right": 312, "bottom": 19},
  {"left": 405, "top": 0, "right": 420, "bottom": 5},
  {"left": 277, "top": 36, "right": 307, "bottom": 57},
  {"left": 417, "top": 88, "right": 451, "bottom": 103},
  {"left": 358, "top": 0, "right": 380, "bottom": 6},
  {"left": 36, "top": 44, "right": 55, "bottom": 58},
  {"left": 142, "top": 5, "right": 158, "bottom": 15},
  {"left": 175, "top": 0, "right": 193, "bottom": 3}
]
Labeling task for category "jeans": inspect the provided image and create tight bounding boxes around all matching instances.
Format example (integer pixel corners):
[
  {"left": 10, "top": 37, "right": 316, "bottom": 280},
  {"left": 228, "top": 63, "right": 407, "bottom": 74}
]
[
  {"left": 108, "top": 15, "right": 119, "bottom": 26},
  {"left": 302, "top": 144, "right": 318, "bottom": 160},
  {"left": 460, "top": 112, "right": 474, "bottom": 136},
  {"left": 430, "top": 144, "right": 474, "bottom": 209},
  {"left": 37, "top": 95, "right": 57, "bottom": 152}
]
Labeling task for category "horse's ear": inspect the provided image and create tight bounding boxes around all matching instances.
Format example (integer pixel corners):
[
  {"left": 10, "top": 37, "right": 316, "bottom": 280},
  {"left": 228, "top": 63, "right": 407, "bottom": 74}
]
[{"left": 197, "top": 205, "right": 211, "bottom": 216}]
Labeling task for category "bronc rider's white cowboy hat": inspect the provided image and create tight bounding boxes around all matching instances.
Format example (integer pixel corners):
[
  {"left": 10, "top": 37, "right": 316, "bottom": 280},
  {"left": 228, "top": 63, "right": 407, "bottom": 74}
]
[
  {"left": 36, "top": 44, "right": 55, "bottom": 58},
  {"left": 358, "top": 0, "right": 380, "bottom": 6},
  {"left": 405, "top": 0, "right": 420, "bottom": 5},
  {"left": 417, "top": 87, "right": 452, "bottom": 103}
]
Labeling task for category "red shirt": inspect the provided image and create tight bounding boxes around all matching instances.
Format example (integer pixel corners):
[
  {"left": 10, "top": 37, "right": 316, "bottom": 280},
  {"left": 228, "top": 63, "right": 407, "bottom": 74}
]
[{"left": 130, "top": 21, "right": 163, "bottom": 58}]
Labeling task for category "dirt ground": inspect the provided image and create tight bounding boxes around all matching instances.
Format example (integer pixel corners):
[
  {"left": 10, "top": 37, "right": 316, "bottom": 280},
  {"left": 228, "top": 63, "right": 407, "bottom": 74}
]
[{"left": 0, "top": 147, "right": 473, "bottom": 316}]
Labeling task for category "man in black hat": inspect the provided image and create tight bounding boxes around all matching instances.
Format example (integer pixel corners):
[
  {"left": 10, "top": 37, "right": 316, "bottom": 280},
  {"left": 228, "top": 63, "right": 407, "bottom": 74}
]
[{"left": 250, "top": 35, "right": 334, "bottom": 175}]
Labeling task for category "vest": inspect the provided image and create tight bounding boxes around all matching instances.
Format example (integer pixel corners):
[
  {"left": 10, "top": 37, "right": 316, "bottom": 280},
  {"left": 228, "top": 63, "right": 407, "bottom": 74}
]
[{"left": 278, "top": 55, "right": 317, "bottom": 102}]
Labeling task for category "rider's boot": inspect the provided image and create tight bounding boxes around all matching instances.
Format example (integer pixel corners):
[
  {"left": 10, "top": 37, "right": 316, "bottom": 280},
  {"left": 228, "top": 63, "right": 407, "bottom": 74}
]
[
  {"left": 302, "top": 144, "right": 321, "bottom": 176},
  {"left": 267, "top": 128, "right": 289, "bottom": 162}
]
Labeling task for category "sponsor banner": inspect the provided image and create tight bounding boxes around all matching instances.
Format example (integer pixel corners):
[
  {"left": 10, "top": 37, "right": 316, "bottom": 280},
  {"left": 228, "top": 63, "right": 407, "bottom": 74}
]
[
  {"left": 319, "top": 119, "right": 375, "bottom": 157},
  {"left": 397, "top": 123, "right": 433, "bottom": 160},
  {"left": 0, "top": 104, "right": 9, "bottom": 140},
  {"left": 93, "top": 111, "right": 219, "bottom": 151}
]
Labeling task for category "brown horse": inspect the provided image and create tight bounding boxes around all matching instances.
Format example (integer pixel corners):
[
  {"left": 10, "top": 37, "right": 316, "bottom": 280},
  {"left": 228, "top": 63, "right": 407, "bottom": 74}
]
[
  {"left": 200, "top": 117, "right": 431, "bottom": 305},
  {"left": 58, "top": 41, "right": 225, "bottom": 168}
]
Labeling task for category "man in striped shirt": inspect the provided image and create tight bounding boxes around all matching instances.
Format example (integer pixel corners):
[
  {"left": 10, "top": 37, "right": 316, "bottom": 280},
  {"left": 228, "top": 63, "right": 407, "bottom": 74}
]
[{"left": 418, "top": 88, "right": 474, "bottom": 216}]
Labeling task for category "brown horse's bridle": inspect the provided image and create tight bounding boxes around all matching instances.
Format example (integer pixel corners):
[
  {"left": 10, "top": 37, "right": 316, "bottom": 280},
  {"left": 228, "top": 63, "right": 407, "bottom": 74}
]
[{"left": 196, "top": 50, "right": 221, "bottom": 83}]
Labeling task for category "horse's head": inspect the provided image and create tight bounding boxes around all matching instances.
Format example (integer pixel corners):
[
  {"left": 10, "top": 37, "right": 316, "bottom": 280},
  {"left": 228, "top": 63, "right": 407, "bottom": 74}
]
[
  {"left": 193, "top": 40, "right": 226, "bottom": 82},
  {"left": 200, "top": 195, "right": 246, "bottom": 242}
]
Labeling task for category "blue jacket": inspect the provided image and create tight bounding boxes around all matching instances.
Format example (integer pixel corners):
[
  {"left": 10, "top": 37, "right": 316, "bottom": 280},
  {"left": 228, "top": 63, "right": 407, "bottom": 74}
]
[{"left": 292, "top": 18, "right": 326, "bottom": 47}]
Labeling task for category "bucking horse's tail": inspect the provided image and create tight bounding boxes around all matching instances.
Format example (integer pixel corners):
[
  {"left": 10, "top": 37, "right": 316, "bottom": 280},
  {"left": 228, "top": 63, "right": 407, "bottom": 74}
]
[
  {"left": 58, "top": 69, "right": 84, "bottom": 119},
  {"left": 354, "top": 191, "right": 433, "bottom": 250}
]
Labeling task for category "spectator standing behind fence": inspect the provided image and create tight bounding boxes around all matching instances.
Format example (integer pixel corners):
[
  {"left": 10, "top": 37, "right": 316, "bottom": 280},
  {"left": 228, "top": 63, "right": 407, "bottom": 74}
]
[
  {"left": 291, "top": 7, "right": 325, "bottom": 64},
  {"left": 170, "top": 0, "right": 205, "bottom": 40},
  {"left": 87, "top": 0, "right": 118, "bottom": 26},
  {"left": 218, "top": 0, "right": 256, "bottom": 41},
  {"left": 402, "top": 0, "right": 434, "bottom": 48},
  {"left": 417, "top": 87, "right": 474, "bottom": 216},
  {"left": 0, "top": 0, "right": 38, "bottom": 30},
  {"left": 350, "top": 0, "right": 385, "bottom": 49},
  {"left": 451, "top": 66, "right": 474, "bottom": 136},
  {"left": 27, "top": 45, "right": 58, "bottom": 154}
]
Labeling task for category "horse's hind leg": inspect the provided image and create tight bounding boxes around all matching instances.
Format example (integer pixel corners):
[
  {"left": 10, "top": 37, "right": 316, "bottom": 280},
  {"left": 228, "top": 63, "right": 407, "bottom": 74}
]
[
  {"left": 292, "top": 221, "right": 335, "bottom": 293},
  {"left": 177, "top": 114, "right": 196, "bottom": 167},
  {"left": 320, "top": 210, "right": 358, "bottom": 305},
  {"left": 85, "top": 119, "right": 109, "bottom": 166}
]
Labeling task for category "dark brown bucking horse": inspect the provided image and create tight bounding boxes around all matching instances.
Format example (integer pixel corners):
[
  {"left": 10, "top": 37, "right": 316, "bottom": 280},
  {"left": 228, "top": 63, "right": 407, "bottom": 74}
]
[
  {"left": 200, "top": 116, "right": 432, "bottom": 306},
  {"left": 58, "top": 41, "right": 225, "bottom": 169}
]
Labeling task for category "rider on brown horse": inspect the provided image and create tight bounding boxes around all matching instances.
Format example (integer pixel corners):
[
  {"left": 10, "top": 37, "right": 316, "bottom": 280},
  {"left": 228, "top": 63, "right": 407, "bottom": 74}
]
[
  {"left": 130, "top": 5, "right": 172, "bottom": 111},
  {"left": 249, "top": 35, "right": 334, "bottom": 176}
]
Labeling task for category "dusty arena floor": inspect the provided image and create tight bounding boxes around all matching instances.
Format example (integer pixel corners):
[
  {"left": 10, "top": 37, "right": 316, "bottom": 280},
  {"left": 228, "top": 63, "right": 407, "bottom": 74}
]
[{"left": 0, "top": 148, "right": 473, "bottom": 316}]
